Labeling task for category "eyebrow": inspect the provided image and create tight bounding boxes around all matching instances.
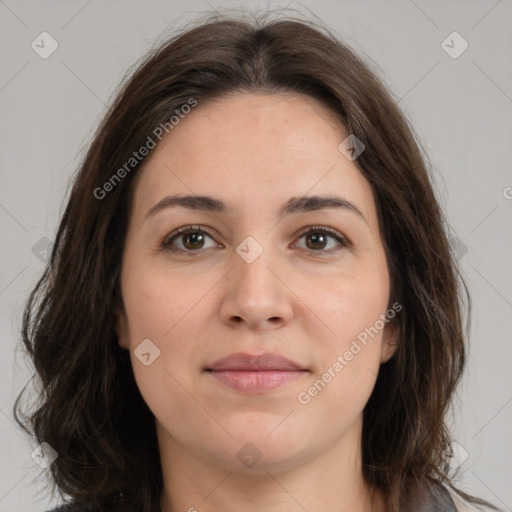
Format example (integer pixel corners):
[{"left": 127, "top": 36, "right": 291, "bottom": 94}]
[{"left": 145, "top": 194, "right": 368, "bottom": 225}]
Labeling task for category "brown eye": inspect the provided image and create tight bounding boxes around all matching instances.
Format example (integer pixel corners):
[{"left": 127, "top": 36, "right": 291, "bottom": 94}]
[
  {"left": 305, "top": 232, "right": 328, "bottom": 250},
  {"left": 162, "top": 225, "right": 347, "bottom": 255},
  {"left": 295, "top": 226, "right": 347, "bottom": 253},
  {"left": 181, "top": 232, "right": 207, "bottom": 250},
  {"left": 162, "top": 226, "right": 217, "bottom": 252}
]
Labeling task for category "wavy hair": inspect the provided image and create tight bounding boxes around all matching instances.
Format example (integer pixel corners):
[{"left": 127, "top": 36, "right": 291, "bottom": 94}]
[{"left": 14, "top": 10, "right": 499, "bottom": 512}]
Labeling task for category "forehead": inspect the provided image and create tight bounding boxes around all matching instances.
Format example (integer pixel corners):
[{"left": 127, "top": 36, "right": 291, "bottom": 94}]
[
  {"left": 152, "top": 91, "right": 346, "bottom": 167},
  {"left": 130, "top": 92, "right": 377, "bottom": 227}
]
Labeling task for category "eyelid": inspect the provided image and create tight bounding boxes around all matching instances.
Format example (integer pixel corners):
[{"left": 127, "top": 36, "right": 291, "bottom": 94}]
[
  {"left": 294, "top": 224, "right": 349, "bottom": 246},
  {"left": 161, "top": 224, "right": 218, "bottom": 249},
  {"left": 161, "top": 224, "right": 350, "bottom": 252},
  {"left": 291, "top": 225, "right": 350, "bottom": 254}
]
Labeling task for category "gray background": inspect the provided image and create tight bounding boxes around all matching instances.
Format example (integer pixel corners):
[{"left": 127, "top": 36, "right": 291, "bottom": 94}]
[{"left": 1, "top": 0, "right": 511, "bottom": 510}]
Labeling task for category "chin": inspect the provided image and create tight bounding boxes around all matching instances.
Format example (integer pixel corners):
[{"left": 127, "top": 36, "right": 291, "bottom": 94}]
[
  {"left": 205, "top": 422, "right": 313, "bottom": 474},
  {"left": 221, "top": 443, "right": 308, "bottom": 476}
]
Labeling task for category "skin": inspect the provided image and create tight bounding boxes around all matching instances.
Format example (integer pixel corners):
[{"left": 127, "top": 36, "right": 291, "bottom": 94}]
[{"left": 117, "top": 91, "right": 399, "bottom": 512}]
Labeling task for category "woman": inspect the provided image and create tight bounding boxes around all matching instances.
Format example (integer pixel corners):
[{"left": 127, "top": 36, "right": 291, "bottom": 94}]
[{"left": 14, "top": 10, "right": 500, "bottom": 512}]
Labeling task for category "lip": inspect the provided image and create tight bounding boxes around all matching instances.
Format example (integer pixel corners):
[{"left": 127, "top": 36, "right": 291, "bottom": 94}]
[
  {"left": 205, "top": 352, "right": 309, "bottom": 393},
  {"left": 206, "top": 352, "right": 306, "bottom": 371}
]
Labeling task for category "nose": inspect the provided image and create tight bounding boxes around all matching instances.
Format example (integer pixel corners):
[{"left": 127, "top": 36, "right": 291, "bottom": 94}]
[{"left": 219, "top": 243, "right": 295, "bottom": 331}]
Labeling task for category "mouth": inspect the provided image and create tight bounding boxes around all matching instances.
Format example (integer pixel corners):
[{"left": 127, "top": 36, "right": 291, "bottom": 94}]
[{"left": 204, "top": 352, "right": 309, "bottom": 393}]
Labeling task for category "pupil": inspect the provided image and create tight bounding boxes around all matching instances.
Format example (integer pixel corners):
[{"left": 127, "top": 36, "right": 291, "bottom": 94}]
[
  {"left": 308, "top": 233, "right": 326, "bottom": 250},
  {"left": 185, "top": 232, "right": 204, "bottom": 249}
]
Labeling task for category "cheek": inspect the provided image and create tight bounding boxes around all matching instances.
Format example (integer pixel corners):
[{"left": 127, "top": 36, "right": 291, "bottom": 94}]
[
  {"left": 120, "top": 259, "right": 214, "bottom": 394},
  {"left": 121, "top": 257, "right": 210, "bottom": 344},
  {"left": 300, "top": 264, "right": 390, "bottom": 399},
  {"left": 121, "top": 267, "right": 207, "bottom": 427},
  {"left": 296, "top": 278, "right": 388, "bottom": 420},
  {"left": 320, "top": 267, "right": 390, "bottom": 348}
]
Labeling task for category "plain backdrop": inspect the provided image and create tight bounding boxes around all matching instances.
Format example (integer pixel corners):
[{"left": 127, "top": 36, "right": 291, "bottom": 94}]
[{"left": 1, "top": 1, "right": 511, "bottom": 510}]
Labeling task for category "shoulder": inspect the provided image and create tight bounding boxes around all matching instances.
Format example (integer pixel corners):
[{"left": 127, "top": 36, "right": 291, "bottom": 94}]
[
  {"left": 447, "top": 487, "right": 493, "bottom": 512},
  {"left": 44, "top": 505, "right": 96, "bottom": 512}
]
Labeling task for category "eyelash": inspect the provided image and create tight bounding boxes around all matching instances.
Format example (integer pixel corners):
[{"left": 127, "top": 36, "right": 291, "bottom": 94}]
[{"left": 161, "top": 224, "right": 349, "bottom": 255}]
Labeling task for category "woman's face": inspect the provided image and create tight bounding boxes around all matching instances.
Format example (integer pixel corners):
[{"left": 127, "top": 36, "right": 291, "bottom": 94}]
[{"left": 118, "top": 92, "right": 398, "bottom": 474}]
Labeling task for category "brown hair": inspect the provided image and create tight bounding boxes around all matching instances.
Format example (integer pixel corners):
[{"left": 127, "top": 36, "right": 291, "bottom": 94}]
[{"left": 14, "top": 10, "right": 499, "bottom": 512}]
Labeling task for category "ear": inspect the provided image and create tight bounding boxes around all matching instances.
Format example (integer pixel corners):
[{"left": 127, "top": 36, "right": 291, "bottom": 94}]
[
  {"left": 380, "top": 318, "right": 399, "bottom": 363},
  {"left": 114, "top": 301, "right": 130, "bottom": 350}
]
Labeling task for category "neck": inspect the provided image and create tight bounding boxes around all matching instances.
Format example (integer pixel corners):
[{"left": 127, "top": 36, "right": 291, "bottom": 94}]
[{"left": 157, "top": 416, "right": 385, "bottom": 512}]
